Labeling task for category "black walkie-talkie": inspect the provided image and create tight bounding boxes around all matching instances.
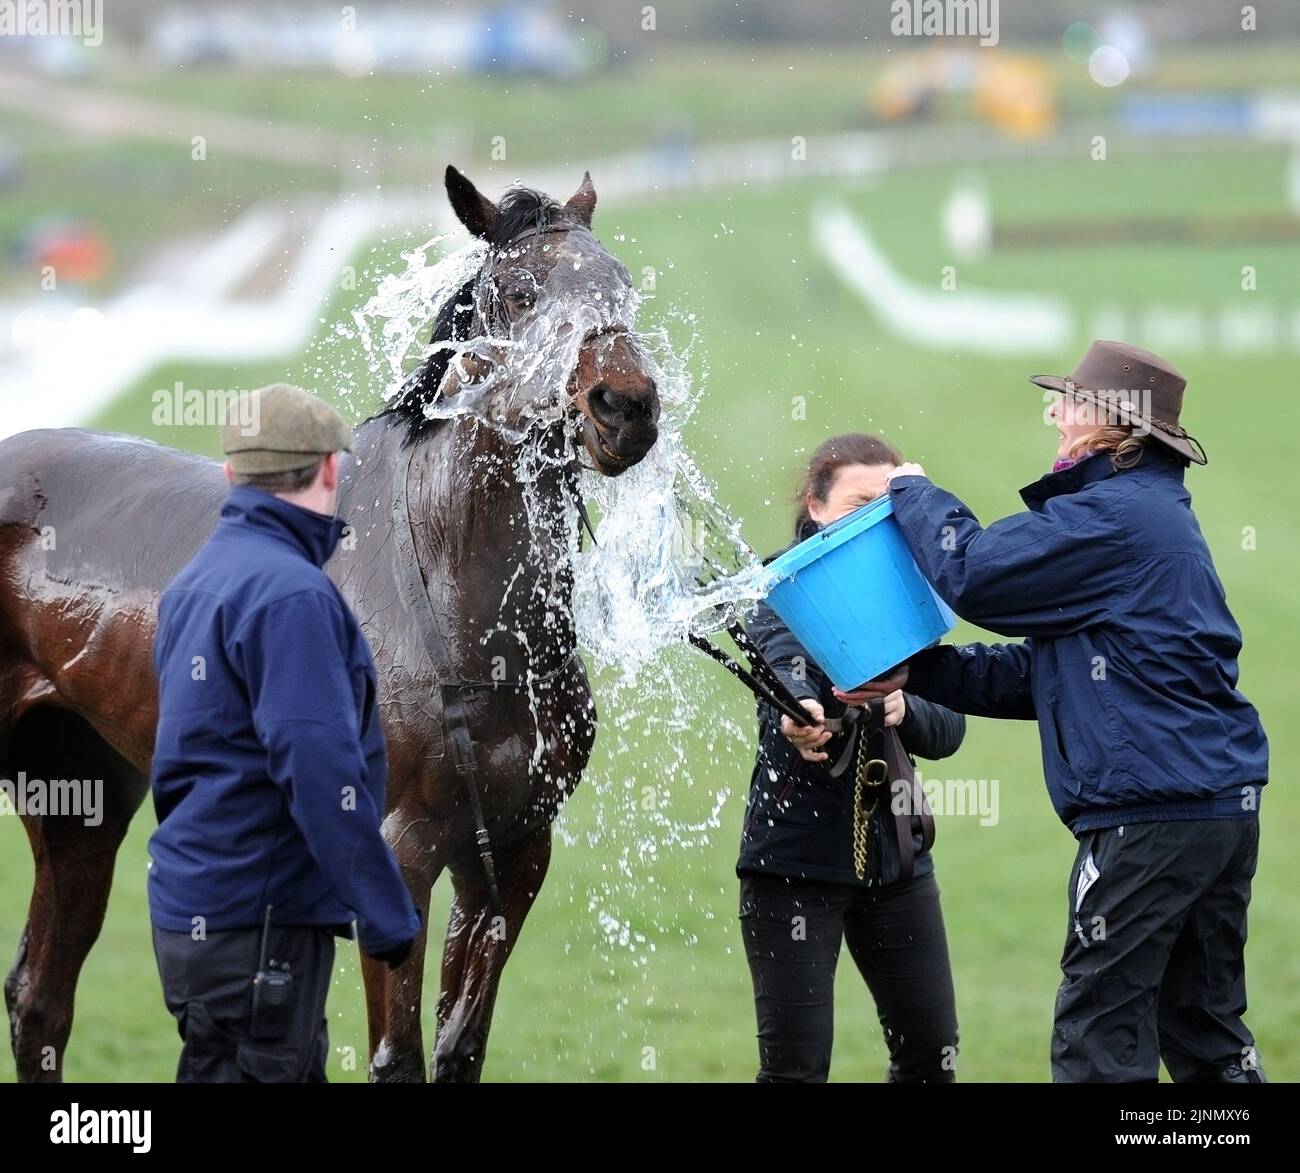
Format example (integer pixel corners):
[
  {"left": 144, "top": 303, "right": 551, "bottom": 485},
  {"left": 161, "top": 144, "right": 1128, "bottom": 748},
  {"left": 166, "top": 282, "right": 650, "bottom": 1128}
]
[{"left": 250, "top": 904, "right": 294, "bottom": 1040}]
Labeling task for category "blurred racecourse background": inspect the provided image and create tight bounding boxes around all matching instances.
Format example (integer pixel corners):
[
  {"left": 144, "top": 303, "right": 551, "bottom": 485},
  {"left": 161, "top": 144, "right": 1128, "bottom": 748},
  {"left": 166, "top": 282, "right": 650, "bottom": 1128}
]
[{"left": 0, "top": 0, "right": 1297, "bottom": 1082}]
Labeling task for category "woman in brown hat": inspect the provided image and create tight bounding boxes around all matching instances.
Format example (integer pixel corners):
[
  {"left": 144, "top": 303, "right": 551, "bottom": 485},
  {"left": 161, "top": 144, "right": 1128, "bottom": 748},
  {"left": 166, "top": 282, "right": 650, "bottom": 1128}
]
[{"left": 826, "top": 341, "right": 1269, "bottom": 1083}]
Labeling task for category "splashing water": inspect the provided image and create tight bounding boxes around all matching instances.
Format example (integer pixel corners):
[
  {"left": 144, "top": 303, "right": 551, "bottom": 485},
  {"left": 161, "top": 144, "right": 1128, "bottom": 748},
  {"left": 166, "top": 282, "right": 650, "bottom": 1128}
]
[
  {"left": 572, "top": 324, "right": 769, "bottom": 681},
  {"left": 346, "top": 233, "right": 484, "bottom": 402}
]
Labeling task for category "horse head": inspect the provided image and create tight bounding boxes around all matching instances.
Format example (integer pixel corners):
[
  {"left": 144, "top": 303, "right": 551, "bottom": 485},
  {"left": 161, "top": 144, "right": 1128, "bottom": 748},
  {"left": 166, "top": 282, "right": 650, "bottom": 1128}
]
[{"left": 436, "top": 165, "right": 660, "bottom": 476}]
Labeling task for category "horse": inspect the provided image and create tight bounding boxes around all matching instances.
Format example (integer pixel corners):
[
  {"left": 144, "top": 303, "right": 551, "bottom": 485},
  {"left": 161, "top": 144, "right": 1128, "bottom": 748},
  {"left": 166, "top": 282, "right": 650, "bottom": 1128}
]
[{"left": 0, "top": 166, "right": 661, "bottom": 1082}]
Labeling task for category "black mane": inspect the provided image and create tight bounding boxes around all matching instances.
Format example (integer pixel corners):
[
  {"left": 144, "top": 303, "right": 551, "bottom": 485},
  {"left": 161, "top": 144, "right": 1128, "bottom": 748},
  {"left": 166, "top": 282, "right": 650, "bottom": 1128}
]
[{"left": 376, "top": 186, "right": 573, "bottom": 440}]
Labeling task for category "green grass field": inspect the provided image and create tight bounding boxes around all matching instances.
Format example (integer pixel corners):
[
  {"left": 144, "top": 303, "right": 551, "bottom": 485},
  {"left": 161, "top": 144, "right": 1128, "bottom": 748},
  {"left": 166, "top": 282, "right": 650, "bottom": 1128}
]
[{"left": 1, "top": 52, "right": 1297, "bottom": 1082}]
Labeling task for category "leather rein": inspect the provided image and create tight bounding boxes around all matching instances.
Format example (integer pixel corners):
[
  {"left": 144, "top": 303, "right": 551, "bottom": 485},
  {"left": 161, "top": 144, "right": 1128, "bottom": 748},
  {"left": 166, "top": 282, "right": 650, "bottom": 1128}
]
[{"left": 690, "top": 617, "right": 935, "bottom": 882}]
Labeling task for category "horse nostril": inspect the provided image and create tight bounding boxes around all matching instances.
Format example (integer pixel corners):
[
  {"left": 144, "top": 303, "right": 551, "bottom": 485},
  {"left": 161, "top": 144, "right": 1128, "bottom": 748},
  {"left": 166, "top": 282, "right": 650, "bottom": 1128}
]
[
  {"left": 588, "top": 385, "right": 618, "bottom": 424},
  {"left": 589, "top": 381, "right": 659, "bottom": 428},
  {"left": 621, "top": 394, "right": 655, "bottom": 423}
]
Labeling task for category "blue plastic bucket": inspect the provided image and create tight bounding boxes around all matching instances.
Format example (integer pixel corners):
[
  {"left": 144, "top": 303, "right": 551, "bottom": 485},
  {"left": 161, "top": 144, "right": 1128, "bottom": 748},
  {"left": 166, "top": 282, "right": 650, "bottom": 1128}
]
[{"left": 762, "top": 496, "right": 956, "bottom": 691}]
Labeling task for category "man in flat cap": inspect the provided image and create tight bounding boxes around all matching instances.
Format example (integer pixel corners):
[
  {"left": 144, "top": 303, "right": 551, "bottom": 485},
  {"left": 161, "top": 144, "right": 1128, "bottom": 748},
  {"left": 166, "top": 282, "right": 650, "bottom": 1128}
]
[{"left": 149, "top": 383, "right": 420, "bottom": 1083}]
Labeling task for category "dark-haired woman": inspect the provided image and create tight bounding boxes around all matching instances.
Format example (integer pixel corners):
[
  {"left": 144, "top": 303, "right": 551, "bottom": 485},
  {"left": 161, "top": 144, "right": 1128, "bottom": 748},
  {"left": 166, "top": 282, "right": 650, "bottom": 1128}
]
[{"left": 737, "top": 433, "right": 967, "bottom": 1083}]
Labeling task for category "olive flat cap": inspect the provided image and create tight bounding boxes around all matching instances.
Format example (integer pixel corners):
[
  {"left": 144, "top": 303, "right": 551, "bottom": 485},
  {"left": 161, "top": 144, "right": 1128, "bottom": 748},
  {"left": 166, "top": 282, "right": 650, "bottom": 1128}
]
[{"left": 222, "top": 383, "right": 353, "bottom": 475}]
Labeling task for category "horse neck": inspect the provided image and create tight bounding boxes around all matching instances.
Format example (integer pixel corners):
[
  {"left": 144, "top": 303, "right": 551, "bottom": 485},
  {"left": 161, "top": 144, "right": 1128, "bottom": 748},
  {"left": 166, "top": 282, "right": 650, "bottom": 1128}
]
[{"left": 409, "top": 416, "right": 578, "bottom": 680}]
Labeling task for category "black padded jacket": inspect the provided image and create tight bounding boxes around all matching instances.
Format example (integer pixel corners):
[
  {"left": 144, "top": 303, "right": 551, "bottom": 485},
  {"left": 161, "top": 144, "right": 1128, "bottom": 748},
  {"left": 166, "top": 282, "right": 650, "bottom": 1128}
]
[{"left": 736, "top": 531, "right": 966, "bottom": 888}]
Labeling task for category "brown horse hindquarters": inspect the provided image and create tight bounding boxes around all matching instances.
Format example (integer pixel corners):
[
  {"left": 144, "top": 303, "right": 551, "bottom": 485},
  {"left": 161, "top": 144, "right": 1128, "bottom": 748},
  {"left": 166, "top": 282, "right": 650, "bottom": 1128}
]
[
  {"left": 0, "top": 429, "right": 227, "bottom": 1080},
  {"left": 0, "top": 429, "right": 225, "bottom": 769}
]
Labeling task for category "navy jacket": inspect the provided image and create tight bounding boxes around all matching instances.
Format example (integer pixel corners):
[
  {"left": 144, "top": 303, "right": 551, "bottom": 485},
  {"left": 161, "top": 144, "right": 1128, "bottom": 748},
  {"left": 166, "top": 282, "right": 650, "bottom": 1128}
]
[
  {"left": 737, "top": 526, "right": 966, "bottom": 887},
  {"left": 149, "top": 486, "right": 421, "bottom": 955},
  {"left": 889, "top": 449, "right": 1268, "bottom": 835}
]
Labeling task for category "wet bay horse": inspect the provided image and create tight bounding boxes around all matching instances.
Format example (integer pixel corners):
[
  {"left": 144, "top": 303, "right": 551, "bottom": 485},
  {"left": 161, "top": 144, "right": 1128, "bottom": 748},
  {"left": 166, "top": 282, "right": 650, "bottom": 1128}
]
[{"left": 0, "top": 166, "right": 660, "bottom": 1082}]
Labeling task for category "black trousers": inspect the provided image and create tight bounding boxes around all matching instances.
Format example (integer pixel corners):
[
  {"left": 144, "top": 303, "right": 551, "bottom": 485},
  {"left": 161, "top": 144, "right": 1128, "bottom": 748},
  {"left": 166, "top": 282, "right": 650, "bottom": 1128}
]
[
  {"left": 739, "top": 870, "right": 958, "bottom": 1082},
  {"left": 152, "top": 921, "right": 334, "bottom": 1083},
  {"left": 1052, "top": 816, "right": 1264, "bottom": 1083}
]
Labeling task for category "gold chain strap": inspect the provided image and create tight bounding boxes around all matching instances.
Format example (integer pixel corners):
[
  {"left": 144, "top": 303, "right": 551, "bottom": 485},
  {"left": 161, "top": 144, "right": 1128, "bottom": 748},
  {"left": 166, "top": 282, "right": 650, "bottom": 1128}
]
[{"left": 851, "top": 729, "right": 888, "bottom": 881}]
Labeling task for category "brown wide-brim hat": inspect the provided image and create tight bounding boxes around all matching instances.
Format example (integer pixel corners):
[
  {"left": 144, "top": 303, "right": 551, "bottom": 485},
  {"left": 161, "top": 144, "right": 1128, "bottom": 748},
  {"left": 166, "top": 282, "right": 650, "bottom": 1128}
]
[
  {"left": 1030, "top": 340, "right": 1207, "bottom": 466},
  {"left": 222, "top": 383, "right": 354, "bottom": 475}
]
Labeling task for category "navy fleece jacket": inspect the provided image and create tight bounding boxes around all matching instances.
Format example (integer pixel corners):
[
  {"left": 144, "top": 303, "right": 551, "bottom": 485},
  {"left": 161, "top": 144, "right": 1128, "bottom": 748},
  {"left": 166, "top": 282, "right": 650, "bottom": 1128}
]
[{"left": 148, "top": 485, "right": 420, "bottom": 955}]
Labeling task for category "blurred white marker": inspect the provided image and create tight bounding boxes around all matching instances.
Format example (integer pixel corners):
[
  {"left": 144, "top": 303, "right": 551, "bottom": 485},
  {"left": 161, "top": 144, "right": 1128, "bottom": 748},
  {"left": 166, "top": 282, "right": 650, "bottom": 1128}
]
[
  {"left": 814, "top": 202, "right": 1072, "bottom": 355},
  {"left": 1089, "top": 45, "right": 1131, "bottom": 88},
  {"left": 942, "top": 175, "right": 992, "bottom": 263}
]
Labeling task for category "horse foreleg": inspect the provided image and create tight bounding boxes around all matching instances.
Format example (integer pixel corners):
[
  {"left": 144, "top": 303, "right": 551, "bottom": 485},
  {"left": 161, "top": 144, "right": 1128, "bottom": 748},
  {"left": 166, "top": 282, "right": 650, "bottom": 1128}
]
[
  {"left": 433, "top": 827, "right": 552, "bottom": 1083},
  {"left": 363, "top": 812, "right": 444, "bottom": 1084}
]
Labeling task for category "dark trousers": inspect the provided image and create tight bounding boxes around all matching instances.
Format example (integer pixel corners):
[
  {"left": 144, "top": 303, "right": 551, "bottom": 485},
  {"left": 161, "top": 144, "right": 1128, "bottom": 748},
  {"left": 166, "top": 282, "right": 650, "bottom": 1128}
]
[
  {"left": 1052, "top": 817, "right": 1264, "bottom": 1083},
  {"left": 152, "top": 921, "right": 334, "bottom": 1083},
  {"left": 739, "top": 870, "right": 958, "bottom": 1082}
]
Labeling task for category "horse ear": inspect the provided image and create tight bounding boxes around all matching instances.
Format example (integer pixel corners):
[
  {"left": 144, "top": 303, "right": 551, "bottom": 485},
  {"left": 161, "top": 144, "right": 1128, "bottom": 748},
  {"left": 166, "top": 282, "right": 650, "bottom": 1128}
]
[
  {"left": 565, "top": 171, "right": 597, "bottom": 227},
  {"left": 445, "top": 165, "right": 498, "bottom": 240}
]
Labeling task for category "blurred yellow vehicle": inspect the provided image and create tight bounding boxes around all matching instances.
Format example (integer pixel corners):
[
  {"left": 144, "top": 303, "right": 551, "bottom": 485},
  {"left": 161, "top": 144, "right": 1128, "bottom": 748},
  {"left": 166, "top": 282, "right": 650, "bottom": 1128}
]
[{"left": 869, "top": 48, "right": 1057, "bottom": 139}]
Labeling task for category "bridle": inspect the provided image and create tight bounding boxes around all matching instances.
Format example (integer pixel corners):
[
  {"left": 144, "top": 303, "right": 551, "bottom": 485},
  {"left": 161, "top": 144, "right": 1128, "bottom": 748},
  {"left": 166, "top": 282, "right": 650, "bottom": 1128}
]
[{"left": 468, "top": 219, "right": 629, "bottom": 525}]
